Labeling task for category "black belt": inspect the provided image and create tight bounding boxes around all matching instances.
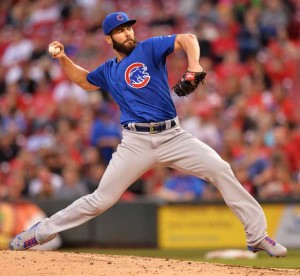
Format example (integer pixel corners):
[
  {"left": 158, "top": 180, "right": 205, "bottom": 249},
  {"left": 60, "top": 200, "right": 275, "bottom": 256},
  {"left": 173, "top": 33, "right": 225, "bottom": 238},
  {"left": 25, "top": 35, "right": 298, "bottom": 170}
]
[{"left": 123, "top": 120, "right": 177, "bottom": 134}]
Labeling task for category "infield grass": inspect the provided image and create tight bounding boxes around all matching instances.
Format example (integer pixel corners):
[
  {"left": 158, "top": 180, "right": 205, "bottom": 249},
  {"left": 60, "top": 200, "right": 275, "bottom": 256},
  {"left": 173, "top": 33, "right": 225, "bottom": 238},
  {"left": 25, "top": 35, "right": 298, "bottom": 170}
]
[{"left": 61, "top": 248, "right": 300, "bottom": 269}]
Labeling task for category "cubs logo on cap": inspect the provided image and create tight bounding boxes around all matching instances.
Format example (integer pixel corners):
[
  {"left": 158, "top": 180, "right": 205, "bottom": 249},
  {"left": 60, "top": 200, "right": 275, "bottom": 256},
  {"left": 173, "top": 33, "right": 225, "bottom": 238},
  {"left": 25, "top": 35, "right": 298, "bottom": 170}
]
[
  {"left": 117, "top": 14, "right": 125, "bottom": 21},
  {"left": 102, "top": 12, "right": 136, "bottom": 35}
]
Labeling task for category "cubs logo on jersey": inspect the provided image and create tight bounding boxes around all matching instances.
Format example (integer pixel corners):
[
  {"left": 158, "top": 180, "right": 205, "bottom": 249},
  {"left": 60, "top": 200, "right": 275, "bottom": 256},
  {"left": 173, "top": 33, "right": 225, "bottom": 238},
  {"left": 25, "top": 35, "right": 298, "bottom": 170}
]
[{"left": 125, "top": 62, "right": 150, "bottom": 88}]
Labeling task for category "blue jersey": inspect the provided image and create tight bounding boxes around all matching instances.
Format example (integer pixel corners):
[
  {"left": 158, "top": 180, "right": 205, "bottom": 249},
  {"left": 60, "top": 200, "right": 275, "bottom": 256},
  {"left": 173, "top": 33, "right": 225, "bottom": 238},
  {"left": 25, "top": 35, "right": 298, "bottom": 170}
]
[{"left": 87, "top": 35, "right": 177, "bottom": 124}]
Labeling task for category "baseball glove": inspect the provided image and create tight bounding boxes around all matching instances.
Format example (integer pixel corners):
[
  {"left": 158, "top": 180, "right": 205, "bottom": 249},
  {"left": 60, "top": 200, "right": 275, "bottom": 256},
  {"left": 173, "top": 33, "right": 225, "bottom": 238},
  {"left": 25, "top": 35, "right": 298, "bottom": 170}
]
[{"left": 172, "top": 70, "right": 206, "bottom": 97}]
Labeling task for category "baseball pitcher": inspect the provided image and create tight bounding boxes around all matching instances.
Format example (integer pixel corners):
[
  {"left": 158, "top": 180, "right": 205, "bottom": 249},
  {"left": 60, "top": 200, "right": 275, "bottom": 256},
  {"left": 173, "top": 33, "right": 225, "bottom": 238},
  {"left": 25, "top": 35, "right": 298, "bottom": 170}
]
[{"left": 10, "top": 12, "right": 286, "bottom": 257}]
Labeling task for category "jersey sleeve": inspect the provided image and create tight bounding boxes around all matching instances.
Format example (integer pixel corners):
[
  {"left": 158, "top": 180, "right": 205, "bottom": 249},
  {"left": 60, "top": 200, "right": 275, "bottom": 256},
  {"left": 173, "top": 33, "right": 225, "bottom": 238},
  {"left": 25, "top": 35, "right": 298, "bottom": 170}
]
[
  {"left": 87, "top": 64, "right": 108, "bottom": 91},
  {"left": 144, "top": 35, "right": 176, "bottom": 65}
]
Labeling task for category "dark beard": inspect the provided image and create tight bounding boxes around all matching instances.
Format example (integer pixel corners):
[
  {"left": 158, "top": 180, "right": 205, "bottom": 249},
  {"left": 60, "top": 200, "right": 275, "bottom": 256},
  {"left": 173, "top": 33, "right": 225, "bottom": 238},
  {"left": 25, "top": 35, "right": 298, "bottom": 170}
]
[{"left": 112, "top": 37, "right": 137, "bottom": 55}]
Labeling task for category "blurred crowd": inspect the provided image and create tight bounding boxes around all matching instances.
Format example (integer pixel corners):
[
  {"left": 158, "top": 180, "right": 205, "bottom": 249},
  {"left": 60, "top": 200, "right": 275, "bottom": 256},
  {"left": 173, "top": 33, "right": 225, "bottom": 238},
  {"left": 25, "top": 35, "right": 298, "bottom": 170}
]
[{"left": 0, "top": 0, "right": 300, "bottom": 203}]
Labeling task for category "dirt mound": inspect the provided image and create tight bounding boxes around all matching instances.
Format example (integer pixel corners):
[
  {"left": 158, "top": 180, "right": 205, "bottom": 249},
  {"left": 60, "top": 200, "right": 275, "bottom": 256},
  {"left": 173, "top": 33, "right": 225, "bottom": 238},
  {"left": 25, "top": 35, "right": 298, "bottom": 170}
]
[{"left": 0, "top": 250, "right": 297, "bottom": 276}]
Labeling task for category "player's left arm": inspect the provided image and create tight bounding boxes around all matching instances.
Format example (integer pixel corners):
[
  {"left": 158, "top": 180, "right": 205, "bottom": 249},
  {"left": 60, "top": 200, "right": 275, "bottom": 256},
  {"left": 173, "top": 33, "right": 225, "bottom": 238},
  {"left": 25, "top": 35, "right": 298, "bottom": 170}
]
[
  {"left": 172, "top": 34, "right": 207, "bottom": 97},
  {"left": 174, "top": 34, "right": 204, "bottom": 72}
]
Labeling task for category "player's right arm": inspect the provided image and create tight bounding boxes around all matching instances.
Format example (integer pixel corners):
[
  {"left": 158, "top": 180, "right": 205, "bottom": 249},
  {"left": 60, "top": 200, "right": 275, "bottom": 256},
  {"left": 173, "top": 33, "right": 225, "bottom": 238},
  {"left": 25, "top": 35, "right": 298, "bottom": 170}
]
[{"left": 49, "top": 41, "right": 99, "bottom": 91}]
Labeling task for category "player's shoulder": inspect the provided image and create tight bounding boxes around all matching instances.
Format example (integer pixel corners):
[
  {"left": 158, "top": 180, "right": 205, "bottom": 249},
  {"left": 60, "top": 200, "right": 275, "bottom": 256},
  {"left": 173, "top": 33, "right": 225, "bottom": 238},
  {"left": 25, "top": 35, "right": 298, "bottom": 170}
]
[
  {"left": 104, "top": 57, "right": 116, "bottom": 64},
  {"left": 139, "top": 35, "right": 176, "bottom": 49},
  {"left": 102, "top": 58, "right": 117, "bottom": 68},
  {"left": 142, "top": 34, "right": 176, "bottom": 43},
  {"left": 91, "top": 58, "right": 116, "bottom": 74}
]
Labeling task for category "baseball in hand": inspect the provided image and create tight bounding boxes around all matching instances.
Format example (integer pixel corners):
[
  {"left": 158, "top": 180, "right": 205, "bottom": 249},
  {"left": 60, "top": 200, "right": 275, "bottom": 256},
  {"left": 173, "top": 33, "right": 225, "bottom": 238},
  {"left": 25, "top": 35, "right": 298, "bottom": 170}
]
[{"left": 48, "top": 45, "right": 60, "bottom": 55}]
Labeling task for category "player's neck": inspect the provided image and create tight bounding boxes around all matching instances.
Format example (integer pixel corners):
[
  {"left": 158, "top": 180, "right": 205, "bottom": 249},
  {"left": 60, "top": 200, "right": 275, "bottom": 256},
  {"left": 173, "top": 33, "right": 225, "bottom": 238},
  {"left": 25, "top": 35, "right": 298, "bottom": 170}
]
[{"left": 115, "top": 51, "right": 128, "bottom": 63}]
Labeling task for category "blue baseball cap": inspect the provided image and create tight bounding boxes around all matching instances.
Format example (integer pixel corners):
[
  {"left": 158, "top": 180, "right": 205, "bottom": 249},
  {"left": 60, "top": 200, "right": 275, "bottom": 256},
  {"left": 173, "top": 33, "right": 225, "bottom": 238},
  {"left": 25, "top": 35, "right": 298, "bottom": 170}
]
[{"left": 102, "top": 12, "right": 136, "bottom": 35}]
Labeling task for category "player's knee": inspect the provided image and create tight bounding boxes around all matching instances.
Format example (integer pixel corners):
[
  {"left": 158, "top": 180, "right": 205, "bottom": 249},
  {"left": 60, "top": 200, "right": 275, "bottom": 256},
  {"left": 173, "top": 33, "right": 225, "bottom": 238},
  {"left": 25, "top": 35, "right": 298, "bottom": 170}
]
[
  {"left": 86, "top": 193, "right": 116, "bottom": 215},
  {"left": 208, "top": 159, "right": 232, "bottom": 180},
  {"left": 217, "top": 159, "right": 232, "bottom": 173}
]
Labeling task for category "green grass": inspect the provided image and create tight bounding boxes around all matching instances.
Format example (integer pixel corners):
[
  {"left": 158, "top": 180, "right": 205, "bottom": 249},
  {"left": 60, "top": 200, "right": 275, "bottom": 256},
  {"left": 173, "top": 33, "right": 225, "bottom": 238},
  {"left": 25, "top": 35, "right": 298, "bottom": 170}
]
[{"left": 61, "top": 248, "right": 300, "bottom": 269}]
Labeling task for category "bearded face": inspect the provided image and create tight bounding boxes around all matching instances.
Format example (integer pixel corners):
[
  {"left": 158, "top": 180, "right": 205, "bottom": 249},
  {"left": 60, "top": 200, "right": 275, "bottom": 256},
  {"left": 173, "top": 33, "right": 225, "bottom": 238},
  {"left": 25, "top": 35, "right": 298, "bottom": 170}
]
[{"left": 111, "top": 36, "right": 137, "bottom": 55}]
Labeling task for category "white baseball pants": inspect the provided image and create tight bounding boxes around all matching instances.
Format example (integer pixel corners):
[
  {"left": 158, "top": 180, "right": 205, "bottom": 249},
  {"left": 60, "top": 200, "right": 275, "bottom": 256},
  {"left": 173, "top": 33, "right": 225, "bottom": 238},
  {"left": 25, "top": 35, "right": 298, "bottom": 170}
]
[{"left": 36, "top": 125, "right": 267, "bottom": 247}]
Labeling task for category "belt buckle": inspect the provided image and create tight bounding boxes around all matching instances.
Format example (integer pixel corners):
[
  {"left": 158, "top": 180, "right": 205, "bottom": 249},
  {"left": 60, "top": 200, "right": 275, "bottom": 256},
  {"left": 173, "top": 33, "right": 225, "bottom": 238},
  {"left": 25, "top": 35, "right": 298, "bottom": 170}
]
[{"left": 149, "top": 123, "right": 159, "bottom": 134}]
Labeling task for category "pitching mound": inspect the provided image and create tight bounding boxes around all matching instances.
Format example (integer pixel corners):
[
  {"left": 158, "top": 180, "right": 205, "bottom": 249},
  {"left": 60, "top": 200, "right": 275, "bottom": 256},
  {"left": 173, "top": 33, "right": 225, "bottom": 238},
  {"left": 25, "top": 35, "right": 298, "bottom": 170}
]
[{"left": 1, "top": 250, "right": 298, "bottom": 276}]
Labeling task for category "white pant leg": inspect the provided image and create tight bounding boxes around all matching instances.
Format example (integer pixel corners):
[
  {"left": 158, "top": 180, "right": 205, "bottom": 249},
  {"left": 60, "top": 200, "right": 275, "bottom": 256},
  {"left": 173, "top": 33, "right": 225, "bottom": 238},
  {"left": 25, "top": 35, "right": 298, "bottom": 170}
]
[
  {"left": 155, "top": 127, "right": 267, "bottom": 246},
  {"left": 36, "top": 131, "right": 156, "bottom": 244}
]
